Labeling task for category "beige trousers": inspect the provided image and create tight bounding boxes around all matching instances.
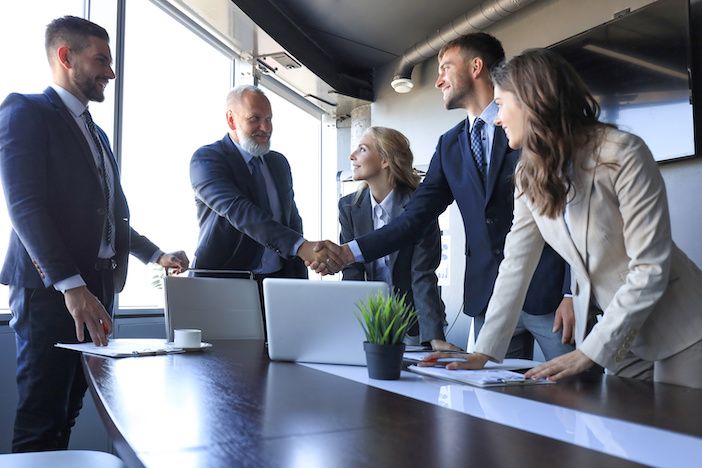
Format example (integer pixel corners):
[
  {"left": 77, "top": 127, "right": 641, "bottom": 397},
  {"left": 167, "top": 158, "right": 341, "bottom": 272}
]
[{"left": 610, "top": 339, "right": 702, "bottom": 389}]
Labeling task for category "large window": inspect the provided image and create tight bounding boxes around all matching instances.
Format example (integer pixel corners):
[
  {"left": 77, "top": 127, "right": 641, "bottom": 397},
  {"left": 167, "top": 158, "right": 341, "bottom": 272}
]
[
  {"left": 0, "top": 2, "right": 324, "bottom": 312},
  {"left": 117, "top": 0, "right": 233, "bottom": 309},
  {"left": 261, "top": 87, "right": 322, "bottom": 246},
  {"left": 0, "top": 1, "right": 85, "bottom": 310}
]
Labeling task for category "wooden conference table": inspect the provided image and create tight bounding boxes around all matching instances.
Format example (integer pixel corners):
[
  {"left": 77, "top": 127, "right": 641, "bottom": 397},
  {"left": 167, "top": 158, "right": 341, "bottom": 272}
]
[{"left": 83, "top": 340, "right": 702, "bottom": 468}]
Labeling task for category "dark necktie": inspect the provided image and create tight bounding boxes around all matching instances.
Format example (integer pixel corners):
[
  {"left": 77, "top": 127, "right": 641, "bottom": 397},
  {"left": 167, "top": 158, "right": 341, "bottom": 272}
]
[
  {"left": 249, "top": 157, "right": 271, "bottom": 214},
  {"left": 470, "top": 118, "right": 487, "bottom": 182},
  {"left": 83, "top": 109, "right": 113, "bottom": 246}
]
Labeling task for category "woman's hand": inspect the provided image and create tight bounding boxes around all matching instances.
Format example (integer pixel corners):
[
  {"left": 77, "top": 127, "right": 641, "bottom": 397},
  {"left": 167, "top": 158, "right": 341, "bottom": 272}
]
[{"left": 524, "top": 350, "right": 594, "bottom": 381}]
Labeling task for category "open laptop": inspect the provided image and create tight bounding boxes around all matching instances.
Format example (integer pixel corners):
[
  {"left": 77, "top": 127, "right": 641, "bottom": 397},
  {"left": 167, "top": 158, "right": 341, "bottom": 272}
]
[{"left": 263, "top": 278, "right": 389, "bottom": 365}]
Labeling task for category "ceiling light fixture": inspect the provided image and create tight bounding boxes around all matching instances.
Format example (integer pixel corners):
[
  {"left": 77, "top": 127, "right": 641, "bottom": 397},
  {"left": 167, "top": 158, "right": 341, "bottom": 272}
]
[{"left": 391, "top": 77, "right": 414, "bottom": 93}]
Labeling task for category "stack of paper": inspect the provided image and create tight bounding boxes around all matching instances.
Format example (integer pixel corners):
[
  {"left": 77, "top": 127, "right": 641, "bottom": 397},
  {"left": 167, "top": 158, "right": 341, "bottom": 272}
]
[
  {"left": 55, "top": 338, "right": 211, "bottom": 358},
  {"left": 408, "top": 364, "right": 554, "bottom": 387}
]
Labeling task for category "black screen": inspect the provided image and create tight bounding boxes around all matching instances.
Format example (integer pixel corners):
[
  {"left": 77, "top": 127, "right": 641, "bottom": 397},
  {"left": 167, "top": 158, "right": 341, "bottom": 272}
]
[{"left": 551, "top": 0, "right": 694, "bottom": 162}]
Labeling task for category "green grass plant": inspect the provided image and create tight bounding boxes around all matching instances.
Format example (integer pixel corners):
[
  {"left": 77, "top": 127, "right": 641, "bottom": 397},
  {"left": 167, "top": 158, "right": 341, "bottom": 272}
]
[{"left": 356, "top": 291, "right": 417, "bottom": 345}]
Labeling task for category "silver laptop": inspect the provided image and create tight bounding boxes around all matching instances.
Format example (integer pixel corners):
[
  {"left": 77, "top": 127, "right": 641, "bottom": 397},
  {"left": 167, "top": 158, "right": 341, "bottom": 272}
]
[{"left": 263, "top": 278, "right": 389, "bottom": 365}]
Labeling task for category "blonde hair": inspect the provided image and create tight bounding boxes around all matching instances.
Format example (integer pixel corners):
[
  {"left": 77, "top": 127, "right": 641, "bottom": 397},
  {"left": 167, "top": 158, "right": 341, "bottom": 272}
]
[{"left": 358, "top": 127, "right": 419, "bottom": 196}]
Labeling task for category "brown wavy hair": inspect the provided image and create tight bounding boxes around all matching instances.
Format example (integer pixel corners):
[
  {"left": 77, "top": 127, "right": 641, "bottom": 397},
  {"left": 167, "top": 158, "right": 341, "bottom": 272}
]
[
  {"left": 356, "top": 127, "right": 420, "bottom": 196},
  {"left": 491, "top": 48, "right": 603, "bottom": 218}
]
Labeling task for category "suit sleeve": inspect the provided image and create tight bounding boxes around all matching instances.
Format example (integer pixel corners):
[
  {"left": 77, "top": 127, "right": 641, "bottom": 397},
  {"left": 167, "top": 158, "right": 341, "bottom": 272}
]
[
  {"left": 128, "top": 227, "right": 160, "bottom": 264},
  {"left": 0, "top": 94, "right": 79, "bottom": 286},
  {"left": 190, "top": 147, "right": 303, "bottom": 258},
  {"left": 356, "top": 141, "right": 454, "bottom": 262},
  {"left": 338, "top": 196, "right": 366, "bottom": 281},
  {"left": 473, "top": 189, "right": 546, "bottom": 362},
  {"left": 578, "top": 135, "right": 672, "bottom": 370},
  {"left": 410, "top": 220, "right": 446, "bottom": 344}
]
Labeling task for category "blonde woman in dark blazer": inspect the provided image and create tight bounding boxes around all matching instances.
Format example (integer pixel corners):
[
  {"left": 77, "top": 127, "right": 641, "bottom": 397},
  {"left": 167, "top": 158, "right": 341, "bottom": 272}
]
[
  {"left": 423, "top": 49, "right": 702, "bottom": 387},
  {"left": 339, "top": 127, "right": 458, "bottom": 350}
]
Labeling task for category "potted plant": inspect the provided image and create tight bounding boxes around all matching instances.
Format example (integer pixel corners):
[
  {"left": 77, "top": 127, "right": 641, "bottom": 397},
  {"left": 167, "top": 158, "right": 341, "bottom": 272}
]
[{"left": 357, "top": 291, "right": 417, "bottom": 380}]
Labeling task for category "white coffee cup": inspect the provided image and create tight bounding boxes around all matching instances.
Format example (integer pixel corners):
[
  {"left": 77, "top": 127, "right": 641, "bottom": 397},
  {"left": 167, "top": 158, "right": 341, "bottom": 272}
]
[{"left": 174, "top": 329, "right": 201, "bottom": 349}]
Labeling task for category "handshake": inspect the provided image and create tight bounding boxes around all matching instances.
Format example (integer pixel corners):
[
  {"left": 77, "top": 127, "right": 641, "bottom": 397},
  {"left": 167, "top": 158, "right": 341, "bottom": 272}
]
[{"left": 297, "top": 240, "right": 355, "bottom": 275}]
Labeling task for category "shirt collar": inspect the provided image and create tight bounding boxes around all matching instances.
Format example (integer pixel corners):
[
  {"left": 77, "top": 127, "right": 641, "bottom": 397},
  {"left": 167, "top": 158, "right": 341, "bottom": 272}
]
[
  {"left": 228, "top": 133, "right": 256, "bottom": 164},
  {"left": 467, "top": 100, "right": 498, "bottom": 132},
  {"left": 370, "top": 189, "right": 395, "bottom": 219},
  {"left": 50, "top": 83, "right": 87, "bottom": 119}
]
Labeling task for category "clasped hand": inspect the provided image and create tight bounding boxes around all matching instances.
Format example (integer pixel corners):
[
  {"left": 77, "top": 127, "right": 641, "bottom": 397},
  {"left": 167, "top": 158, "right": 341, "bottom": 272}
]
[{"left": 298, "top": 240, "right": 353, "bottom": 275}]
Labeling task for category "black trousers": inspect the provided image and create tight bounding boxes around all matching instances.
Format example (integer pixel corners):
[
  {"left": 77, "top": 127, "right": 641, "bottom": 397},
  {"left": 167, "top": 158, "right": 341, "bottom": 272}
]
[{"left": 9, "top": 268, "right": 114, "bottom": 452}]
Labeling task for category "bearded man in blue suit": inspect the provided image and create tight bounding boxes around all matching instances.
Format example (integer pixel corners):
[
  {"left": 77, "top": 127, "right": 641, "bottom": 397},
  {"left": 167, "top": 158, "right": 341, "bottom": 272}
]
[
  {"left": 0, "top": 16, "right": 189, "bottom": 452},
  {"left": 190, "top": 86, "right": 336, "bottom": 281}
]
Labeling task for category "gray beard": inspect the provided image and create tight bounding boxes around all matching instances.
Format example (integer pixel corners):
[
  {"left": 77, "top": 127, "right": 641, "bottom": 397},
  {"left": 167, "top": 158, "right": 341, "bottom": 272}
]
[{"left": 237, "top": 128, "right": 270, "bottom": 157}]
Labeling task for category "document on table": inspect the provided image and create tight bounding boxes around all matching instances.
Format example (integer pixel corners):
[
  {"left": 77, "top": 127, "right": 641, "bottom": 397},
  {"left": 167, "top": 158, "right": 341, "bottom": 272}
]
[
  {"left": 407, "top": 364, "right": 555, "bottom": 387},
  {"left": 403, "top": 353, "right": 541, "bottom": 371},
  {"left": 55, "top": 338, "right": 211, "bottom": 358}
]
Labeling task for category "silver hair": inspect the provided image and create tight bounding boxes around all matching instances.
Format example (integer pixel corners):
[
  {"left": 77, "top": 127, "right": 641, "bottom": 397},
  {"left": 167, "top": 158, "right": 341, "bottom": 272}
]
[{"left": 226, "top": 85, "right": 267, "bottom": 111}]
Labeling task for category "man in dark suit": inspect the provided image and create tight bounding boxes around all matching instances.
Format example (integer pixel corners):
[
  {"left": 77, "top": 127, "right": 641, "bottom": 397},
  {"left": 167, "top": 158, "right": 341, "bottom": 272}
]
[
  {"left": 190, "top": 86, "right": 333, "bottom": 282},
  {"left": 0, "top": 16, "right": 189, "bottom": 452},
  {"left": 317, "top": 33, "right": 575, "bottom": 359}
]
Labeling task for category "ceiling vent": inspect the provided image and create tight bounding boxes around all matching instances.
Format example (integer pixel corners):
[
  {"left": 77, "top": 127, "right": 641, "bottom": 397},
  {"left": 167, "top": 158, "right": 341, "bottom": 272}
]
[{"left": 258, "top": 51, "right": 302, "bottom": 71}]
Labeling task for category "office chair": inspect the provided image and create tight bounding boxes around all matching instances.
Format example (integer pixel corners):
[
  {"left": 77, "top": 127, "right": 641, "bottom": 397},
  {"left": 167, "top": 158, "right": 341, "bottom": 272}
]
[
  {"left": 0, "top": 450, "right": 126, "bottom": 467},
  {"left": 163, "top": 269, "right": 264, "bottom": 342}
]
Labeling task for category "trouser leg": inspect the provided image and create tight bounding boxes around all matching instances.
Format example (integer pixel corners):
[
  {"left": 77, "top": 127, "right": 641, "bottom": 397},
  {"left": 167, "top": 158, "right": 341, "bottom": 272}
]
[
  {"left": 10, "top": 270, "right": 113, "bottom": 452},
  {"left": 10, "top": 286, "right": 88, "bottom": 452},
  {"left": 520, "top": 312, "right": 575, "bottom": 361},
  {"left": 654, "top": 339, "right": 702, "bottom": 389}
]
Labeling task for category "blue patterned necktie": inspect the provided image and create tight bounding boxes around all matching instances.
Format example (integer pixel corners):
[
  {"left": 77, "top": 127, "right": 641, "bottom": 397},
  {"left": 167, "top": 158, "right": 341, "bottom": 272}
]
[
  {"left": 249, "top": 157, "right": 271, "bottom": 214},
  {"left": 83, "top": 109, "right": 113, "bottom": 245},
  {"left": 470, "top": 117, "right": 486, "bottom": 183}
]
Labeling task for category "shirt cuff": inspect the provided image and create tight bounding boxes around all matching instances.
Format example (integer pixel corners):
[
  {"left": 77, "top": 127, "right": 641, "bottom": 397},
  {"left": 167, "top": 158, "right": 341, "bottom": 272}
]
[
  {"left": 54, "top": 275, "right": 86, "bottom": 293},
  {"left": 563, "top": 293, "right": 573, "bottom": 298},
  {"left": 149, "top": 249, "right": 165, "bottom": 264},
  {"left": 291, "top": 237, "right": 305, "bottom": 257},
  {"left": 347, "top": 240, "right": 365, "bottom": 263}
]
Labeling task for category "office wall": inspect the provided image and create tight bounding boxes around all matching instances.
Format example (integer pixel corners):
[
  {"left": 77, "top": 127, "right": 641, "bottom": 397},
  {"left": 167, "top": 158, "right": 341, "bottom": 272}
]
[{"left": 368, "top": 0, "right": 702, "bottom": 346}]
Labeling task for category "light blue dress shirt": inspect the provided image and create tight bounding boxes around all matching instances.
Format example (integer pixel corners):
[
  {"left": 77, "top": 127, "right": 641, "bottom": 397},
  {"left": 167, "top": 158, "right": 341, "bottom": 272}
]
[{"left": 369, "top": 190, "right": 397, "bottom": 287}]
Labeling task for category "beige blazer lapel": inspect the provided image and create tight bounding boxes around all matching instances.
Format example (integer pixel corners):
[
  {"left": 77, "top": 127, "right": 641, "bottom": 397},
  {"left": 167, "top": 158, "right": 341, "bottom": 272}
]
[{"left": 567, "top": 148, "right": 599, "bottom": 267}]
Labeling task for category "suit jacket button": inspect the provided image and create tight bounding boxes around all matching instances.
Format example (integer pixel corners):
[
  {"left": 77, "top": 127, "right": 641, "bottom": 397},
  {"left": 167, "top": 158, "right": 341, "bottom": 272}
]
[
  {"left": 493, "top": 248, "right": 501, "bottom": 256},
  {"left": 97, "top": 207, "right": 106, "bottom": 216},
  {"left": 486, "top": 218, "right": 495, "bottom": 225}
]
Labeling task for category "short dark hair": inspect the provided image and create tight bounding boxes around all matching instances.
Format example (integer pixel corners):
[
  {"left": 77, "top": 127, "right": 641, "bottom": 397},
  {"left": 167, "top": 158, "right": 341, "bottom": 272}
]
[
  {"left": 438, "top": 33, "right": 505, "bottom": 72},
  {"left": 45, "top": 16, "right": 109, "bottom": 62}
]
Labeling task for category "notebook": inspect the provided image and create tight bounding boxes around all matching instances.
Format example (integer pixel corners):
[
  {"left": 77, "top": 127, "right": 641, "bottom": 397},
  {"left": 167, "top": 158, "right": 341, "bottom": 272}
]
[{"left": 263, "top": 278, "right": 389, "bottom": 365}]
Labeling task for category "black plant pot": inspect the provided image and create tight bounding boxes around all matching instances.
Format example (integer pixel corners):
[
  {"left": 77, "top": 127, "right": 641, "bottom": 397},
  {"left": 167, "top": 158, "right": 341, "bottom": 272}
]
[{"left": 363, "top": 341, "right": 406, "bottom": 380}]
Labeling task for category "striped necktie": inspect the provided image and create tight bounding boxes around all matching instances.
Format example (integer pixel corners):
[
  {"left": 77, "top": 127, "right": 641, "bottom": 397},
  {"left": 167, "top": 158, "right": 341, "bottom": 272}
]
[{"left": 83, "top": 109, "right": 113, "bottom": 245}]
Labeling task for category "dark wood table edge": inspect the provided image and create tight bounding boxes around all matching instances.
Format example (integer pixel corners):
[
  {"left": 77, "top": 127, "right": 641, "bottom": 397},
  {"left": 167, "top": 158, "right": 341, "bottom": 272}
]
[{"left": 83, "top": 355, "right": 146, "bottom": 468}]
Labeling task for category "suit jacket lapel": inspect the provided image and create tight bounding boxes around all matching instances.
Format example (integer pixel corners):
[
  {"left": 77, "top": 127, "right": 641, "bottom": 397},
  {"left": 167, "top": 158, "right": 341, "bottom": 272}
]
[
  {"left": 353, "top": 188, "right": 374, "bottom": 239},
  {"left": 457, "top": 119, "right": 485, "bottom": 197},
  {"left": 566, "top": 146, "right": 598, "bottom": 271},
  {"left": 222, "top": 135, "right": 258, "bottom": 201},
  {"left": 485, "top": 127, "right": 508, "bottom": 204},
  {"left": 44, "top": 88, "right": 101, "bottom": 182}
]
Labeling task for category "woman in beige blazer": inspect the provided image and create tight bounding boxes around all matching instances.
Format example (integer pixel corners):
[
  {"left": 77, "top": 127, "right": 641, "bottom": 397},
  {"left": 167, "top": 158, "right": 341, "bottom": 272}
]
[{"left": 422, "top": 48, "right": 702, "bottom": 388}]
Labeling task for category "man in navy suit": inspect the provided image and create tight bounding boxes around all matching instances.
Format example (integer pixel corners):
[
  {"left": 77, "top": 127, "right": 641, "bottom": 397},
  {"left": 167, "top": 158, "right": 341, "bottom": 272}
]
[
  {"left": 316, "top": 34, "right": 575, "bottom": 359},
  {"left": 190, "top": 86, "right": 334, "bottom": 280},
  {"left": 0, "top": 16, "right": 189, "bottom": 452}
]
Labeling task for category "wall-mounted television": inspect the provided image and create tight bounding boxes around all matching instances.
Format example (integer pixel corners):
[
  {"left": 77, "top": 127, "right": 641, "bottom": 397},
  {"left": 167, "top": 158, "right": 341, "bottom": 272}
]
[{"left": 551, "top": 0, "right": 701, "bottom": 163}]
